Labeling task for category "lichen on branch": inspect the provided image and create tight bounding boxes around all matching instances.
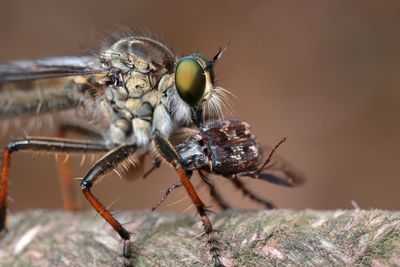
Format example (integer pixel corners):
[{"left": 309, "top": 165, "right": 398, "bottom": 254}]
[{"left": 0, "top": 210, "right": 399, "bottom": 266}]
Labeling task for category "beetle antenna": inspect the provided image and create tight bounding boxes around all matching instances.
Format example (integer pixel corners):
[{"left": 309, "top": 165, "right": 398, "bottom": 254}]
[{"left": 258, "top": 136, "right": 288, "bottom": 172}]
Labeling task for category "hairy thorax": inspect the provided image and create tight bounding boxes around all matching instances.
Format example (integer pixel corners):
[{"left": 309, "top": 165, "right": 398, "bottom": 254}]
[{"left": 99, "top": 37, "right": 178, "bottom": 146}]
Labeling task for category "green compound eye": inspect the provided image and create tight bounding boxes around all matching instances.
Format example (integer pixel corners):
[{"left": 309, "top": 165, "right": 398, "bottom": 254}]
[{"left": 175, "top": 56, "right": 206, "bottom": 106}]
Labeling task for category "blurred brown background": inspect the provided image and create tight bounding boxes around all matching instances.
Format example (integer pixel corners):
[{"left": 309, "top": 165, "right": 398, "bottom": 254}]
[{"left": 0, "top": 1, "right": 399, "bottom": 213}]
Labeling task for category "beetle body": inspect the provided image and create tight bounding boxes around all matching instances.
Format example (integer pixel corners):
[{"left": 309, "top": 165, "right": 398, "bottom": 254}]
[{"left": 176, "top": 119, "right": 262, "bottom": 177}]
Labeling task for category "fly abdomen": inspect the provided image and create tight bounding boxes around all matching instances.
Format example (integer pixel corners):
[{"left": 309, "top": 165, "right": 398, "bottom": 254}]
[{"left": 0, "top": 78, "right": 84, "bottom": 117}]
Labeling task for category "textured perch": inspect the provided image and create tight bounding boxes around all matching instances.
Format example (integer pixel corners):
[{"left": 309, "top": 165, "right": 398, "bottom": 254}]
[{"left": 0, "top": 209, "right": 399, "bottom": 266}]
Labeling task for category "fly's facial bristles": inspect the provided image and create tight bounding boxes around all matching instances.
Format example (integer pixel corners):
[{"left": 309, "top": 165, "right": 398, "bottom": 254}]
[
  {"left": 203, "top": 86, "right": 233, "bottom": 121},
  {"left": 168, "top": 86, "right": 192, "bottom": 124},
  {"left": 215, "top": 86, "right": 235, "bottom": 114}
]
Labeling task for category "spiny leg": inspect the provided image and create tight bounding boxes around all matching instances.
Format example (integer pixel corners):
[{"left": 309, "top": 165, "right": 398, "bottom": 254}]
[
  {"left": 153, "top": 172, "right": 275, "bottom": 211},
  {"left": 56, "top": 123, "right": 105, "bottom": 211},
  {"left": 152, "top": 181, "right": 183, "bottom": 211},
  {"left": 154, "top": 131, "right": 223, "bottom": 267},
  {"left": 148, "top": 157, "right": 231, "bottom": 211},
  {"left": 0, "top": 137, "right": 109, "bottom": 231},
  {"left": 143, "top": 156, "right": 182, "bottom": 211},
  {"left": 152, "top": 179, "right": 230, "bottom": 212},
  {"left": 198, "top": 170, "right": 231, "bottom": 210},
  {"left": 80, "top": 145, "right": 138, "bottom": 267},
  {"left": 230, "top": 179, "right": 275, "bottom": 209}
]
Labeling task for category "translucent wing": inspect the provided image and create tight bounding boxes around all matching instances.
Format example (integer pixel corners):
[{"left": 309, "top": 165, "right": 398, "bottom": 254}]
[
  {"left": 169, "top": 127, "right": 198, "bottom": 145},
  {"left": 0, "top": 56, "right": 108, "bottom": 117},
  {"left": 0, "top": 56, "right": 106, "bottom": 83},
  {"left": 261, "top": 145, "right": 306, "bottom": 187}
]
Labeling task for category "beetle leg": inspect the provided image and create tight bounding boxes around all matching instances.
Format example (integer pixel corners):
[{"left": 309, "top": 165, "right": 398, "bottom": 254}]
[
  {"left": 0, "top": 137, "right": 108, "bottom": 231},
  {"left": 151, "top": 180, "right": 184, "bottom": 211},
  {"left": 225, "top": 169, "right": 296, "bottom": 187},
  {"left": 152, "top": 171, "right": 232, "bottom": 211},
  {"left": 230, "top": 179, "right": 275, "bottom": 209},
  {"left": 198, "top": 170, "right": 231, "bottom": 210},
  {"left": 80, "top": 145, "right": 138, "bottom": 267},
  {"left": 153, "top": 131, "right": 224, "bottom": 267}
]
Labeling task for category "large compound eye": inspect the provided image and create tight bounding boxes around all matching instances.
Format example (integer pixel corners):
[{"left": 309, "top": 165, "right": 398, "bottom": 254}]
[{"left": 175, "top": 56, "right": 206, "bottom": 106}]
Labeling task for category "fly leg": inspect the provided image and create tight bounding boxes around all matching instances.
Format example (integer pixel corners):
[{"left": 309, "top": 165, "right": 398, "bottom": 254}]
[
  {"left": 198, "top": 170, "right": 231, "bottom": 210},
  {"left": 153, "top": 131, "right": 224, "bottom": 267},
  {"left": 0, "top": 137, "right": 109, "bottom": 232},
  {"left": 57, "top": 122, "right": 104, "bottom": 211},
  {"left": 80, "top": 145, "right": 137, "bottom": 267}
]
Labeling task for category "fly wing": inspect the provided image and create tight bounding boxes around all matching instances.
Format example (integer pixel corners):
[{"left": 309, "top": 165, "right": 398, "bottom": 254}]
[
  {"left": 0, "top": 56, "right": 106, "bottom": 83},
  {"left": 169, "top": 127, "right": 199, "bottom": 145},
  {"left": 0, "top": 56, "right": 108, "bottom": 117},
  {"left": 260, "top": 145, "right": 305, "bottom": 187}
]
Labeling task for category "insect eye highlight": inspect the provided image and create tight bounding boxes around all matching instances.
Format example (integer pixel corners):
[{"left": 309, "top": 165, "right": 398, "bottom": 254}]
[{"left": 175, "top": 56, "right": 206, "bottom": 106}]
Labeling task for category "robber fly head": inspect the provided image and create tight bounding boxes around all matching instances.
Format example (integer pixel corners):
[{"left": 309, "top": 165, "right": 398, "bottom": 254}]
[{"left": 171, "top": 47, "right": 230, "bottom": 126}]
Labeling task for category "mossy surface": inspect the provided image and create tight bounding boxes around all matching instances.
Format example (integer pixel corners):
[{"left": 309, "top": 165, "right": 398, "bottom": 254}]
[{"left": 0, "top": 210, "right": 399, "bottom": 266}]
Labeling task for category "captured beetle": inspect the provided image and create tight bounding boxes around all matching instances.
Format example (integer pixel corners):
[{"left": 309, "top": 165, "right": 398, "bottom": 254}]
[
  {"left": 151, "top": 119, "right": 305, "bottom": 266},
  {"left": 150, "top": 119, "right": 305, "bottom": 210}
]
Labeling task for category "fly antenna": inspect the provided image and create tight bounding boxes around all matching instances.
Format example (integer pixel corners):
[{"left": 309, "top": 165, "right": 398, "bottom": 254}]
[{"left": 205, "top": 44, "right": 229, "bottom": 71}]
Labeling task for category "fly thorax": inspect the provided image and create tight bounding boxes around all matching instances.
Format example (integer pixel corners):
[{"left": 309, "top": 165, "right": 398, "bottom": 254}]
[
  {"left": 101, "top": 37, "right": 177, "bottom": 146},
  {"left": 101, "top": 37, "right": 175, "bottom": 77},
  {"left": 105, "top": 76, "right": 157, "bottom": 146}
]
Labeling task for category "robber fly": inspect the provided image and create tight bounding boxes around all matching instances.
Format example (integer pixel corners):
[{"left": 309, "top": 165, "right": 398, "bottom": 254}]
[
  {"left": 152, "top": 118, "right": 304, "bottom": 266},
  {"left": 0, "top": 35, "right": 230, "bottom": 266},
  {"left": 151, "top": 119, "right": 304, "bottom": 211}
]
